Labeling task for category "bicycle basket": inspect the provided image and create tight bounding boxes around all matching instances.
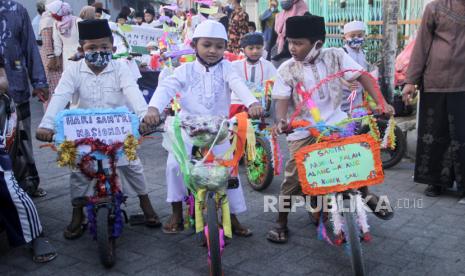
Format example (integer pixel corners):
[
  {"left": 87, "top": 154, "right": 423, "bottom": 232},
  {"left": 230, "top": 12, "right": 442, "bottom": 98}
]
[{"left": 190, "top": 162, "right": 229, "bottom": 192}]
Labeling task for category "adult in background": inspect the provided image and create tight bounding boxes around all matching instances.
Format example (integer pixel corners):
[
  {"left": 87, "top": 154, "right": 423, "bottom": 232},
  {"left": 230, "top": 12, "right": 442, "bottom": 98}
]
[
  {"left": 39, "top": 0, "right": 63, "bottom": 109},
  {"left": 274, "top": 0, "right": 308, "bottom": 54},
  {"left": 46, "top": 0, "right": 81, "bottom": 70},
  {"left": 403, "top": 0, "right": 465, "bottom": 198},
  {"left": 32, "top": 1, "right": 46, "bottom": 45},
  {"left": 0, "top": 0, "right": 49, "bottom": 197},
  {"left": 259, "top": 0, "right": 278, "bottom": 48},
  {"left": 79, "top": 5, "right": 96, "bottom": 20},
  {"left": 227, "top": 0, "right": 249, "bottom": 54},
  {"left": 0, "top": 55, "right": 57, "bottom": 263}
]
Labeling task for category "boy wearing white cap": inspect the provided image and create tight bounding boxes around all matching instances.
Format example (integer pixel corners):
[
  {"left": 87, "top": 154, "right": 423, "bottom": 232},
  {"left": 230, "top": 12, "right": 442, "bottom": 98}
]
[
  {"left": 144, "top": 20, "right": 263, "bottom": 236},
  {"left": 341, "top": 20, "right": 369, "bottom": 112}
]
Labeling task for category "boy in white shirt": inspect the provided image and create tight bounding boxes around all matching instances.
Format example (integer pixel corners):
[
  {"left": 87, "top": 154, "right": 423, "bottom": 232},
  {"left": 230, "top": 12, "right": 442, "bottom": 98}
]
[
  {"left": 267, "top": 15, "right": 394, "bottom": 243},
  {"left": 36, "top": 19, "right": 161, "bottom": 240},
  {"left": 229, "top": 32, "right": 277, "bottom": 118},
  {"left": 341, "top": 21, "right": 369, "bottom": 113},
  {"left": 144, "top": 20, "right": 263, "bottom": 236}
]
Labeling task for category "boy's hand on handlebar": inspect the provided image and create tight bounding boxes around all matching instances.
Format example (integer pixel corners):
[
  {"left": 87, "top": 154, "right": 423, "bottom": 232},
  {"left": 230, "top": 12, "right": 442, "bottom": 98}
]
[
  {"left": 376, "top": 103, "right": 395, "bottom": 116},
  {"left": 144, "top": 107, "right": 161, "bottom": 126},
  {"left": 248, "top": 102, "right": 263, "bottom": 119},
  {"left": 272, "top": 119, "right": 288, "bottom": 136},
  {"left": 36, "top": 127, "right": 54, "bottom": 142}
]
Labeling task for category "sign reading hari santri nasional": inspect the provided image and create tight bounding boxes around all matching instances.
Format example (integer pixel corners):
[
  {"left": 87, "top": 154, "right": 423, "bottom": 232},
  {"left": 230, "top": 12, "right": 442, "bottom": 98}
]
[
  {"left": 54, "top": 107, "right": 140, "bottom": 148},
  {"left": 295, "top": 134, "right": 384, "bottom": 195}
]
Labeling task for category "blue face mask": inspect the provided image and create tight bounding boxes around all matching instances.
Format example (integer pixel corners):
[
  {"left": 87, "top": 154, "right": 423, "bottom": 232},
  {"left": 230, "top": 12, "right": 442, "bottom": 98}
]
[
  {"left": 84, "top": 50, "right": 112, "bottom": 68},
  {"left": 280, "top": 0, "right": 293, "bottom": 10},
  {"left": 346, "top": 37, "right": 365, "bottom": 49}
]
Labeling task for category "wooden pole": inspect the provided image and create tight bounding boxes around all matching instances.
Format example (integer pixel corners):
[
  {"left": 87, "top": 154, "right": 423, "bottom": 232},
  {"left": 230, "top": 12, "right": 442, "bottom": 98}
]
[{"left": 380, "top": 0, "right": 399, "bottom": 102}]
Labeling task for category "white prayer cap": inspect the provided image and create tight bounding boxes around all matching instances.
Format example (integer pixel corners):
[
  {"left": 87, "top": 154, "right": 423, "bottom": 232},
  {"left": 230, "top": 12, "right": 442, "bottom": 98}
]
[
  {"left": 193, "top": 20, "right": 228, "bottom": 41},
  {"left": 343, "top": 21, "right": 366, "bottom": 34}
]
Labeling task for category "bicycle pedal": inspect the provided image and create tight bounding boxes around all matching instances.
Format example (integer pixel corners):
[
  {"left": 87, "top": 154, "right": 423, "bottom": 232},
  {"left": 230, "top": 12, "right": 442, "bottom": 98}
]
[{"left": 227, "top": 177, "right": 239, "bottom": 189}]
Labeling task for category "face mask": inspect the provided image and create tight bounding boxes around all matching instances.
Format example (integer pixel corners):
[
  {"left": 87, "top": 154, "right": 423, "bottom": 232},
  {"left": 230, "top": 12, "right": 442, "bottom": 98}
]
[
  {"left": 228, "top": 4, "right": 234, "bottom": 9},
  {"left": 84, "top": 50, "right": 112, "bottom": 68},
  {"left": 270, "top": 7, "right": 276, "bottom": 12},
  {"left": 280, "top": 0, "right": 293, "bottom": 10},
  {"left": 303, "top": 41, "right": 322, "bottom": 63},
  {"left": 346, "top": 37, "right": 364, "bottom": 49}
]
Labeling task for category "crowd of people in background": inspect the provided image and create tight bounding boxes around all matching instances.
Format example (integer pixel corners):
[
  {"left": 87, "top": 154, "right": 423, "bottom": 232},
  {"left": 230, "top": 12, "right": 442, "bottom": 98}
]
[{"left": 1, "top": 0, "right": 464, "bottom": 268}]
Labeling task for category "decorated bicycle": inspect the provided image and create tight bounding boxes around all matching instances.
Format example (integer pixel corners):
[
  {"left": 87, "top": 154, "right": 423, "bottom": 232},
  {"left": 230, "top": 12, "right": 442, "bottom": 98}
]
[
  {"left": 160, "top": 112, "right": 256, "bottom": 276},
  {"left": 41, "top": 108, "right": 142, "bottom": 268},
  {"left": 284, "top": 69, "right": 396, "bottom": 275},
  {"left": 242, "top": 79, "right": 283, "bottom": 191}
]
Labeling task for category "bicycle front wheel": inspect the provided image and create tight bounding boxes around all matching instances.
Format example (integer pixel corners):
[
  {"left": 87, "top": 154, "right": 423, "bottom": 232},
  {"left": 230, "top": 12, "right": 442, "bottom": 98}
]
[
  {"left": 245, "top": 136, "right": 274, "bottom": 191},
  {"left": 96, "top": 206, "right": 116, "bottom": 268},
  {"left": 206, "top": 193, "right": 222, "bottom": 276},
  {"left": 343, "top": 199, "right": 365, "bottom": 276}
]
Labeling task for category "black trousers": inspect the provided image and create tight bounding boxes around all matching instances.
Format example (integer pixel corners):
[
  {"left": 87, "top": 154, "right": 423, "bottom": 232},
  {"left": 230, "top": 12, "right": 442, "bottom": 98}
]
[{"left": 415, "top": 92, "right": 465, "bottom": 191}]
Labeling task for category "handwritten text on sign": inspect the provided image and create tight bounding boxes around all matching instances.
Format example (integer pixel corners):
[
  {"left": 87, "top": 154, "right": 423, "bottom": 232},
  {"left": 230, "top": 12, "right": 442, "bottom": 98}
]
[
  {"left": 63, "top": 114, "right": 133, "bottom": 145},
  {"left": 295, "top": 135, "right": 384, "bottom": 195}
]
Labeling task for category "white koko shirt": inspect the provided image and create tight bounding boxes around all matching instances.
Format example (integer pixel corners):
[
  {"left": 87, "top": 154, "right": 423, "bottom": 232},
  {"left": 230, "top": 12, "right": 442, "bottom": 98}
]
[
  {"left": 39, "top": 59, "right": 148, "bottom": 130},
  {"left": 230, "top": 58, "right": 277, "bottom": 105},
  {"left": 149, "top": 59, "right": 258, "bottom": 117}
]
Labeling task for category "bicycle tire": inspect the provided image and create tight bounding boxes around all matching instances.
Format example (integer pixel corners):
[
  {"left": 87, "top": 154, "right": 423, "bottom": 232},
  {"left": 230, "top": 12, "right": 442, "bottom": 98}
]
[
  {"left": 377, "top": 120, "right": 406, "bottom": 169},
  {"left": 245, "top": 136, "right": 274, "bottom": 191},
  {"left": 343, "top": 199, "right": 366, "bottom": 276},
  {"left": 96, "top": 207, "right": 116, "bottom": 268},
  {"left": 206, "top": 193, "right": 222, "bottom": 276}
]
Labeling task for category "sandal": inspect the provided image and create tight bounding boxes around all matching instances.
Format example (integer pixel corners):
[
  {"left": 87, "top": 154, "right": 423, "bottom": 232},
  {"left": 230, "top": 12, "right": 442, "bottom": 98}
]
[
  {"left": 266, "top": 226, "right": 289, "bottom": 244},
  {"left": 63, "top": 223, "right": 86, "bottom": 240},
  {"left": 31, "top": 188, "right": 47, "bottom": 198},
  {"left": 129, "top": 213, "right": 162, "bottom": 228},
  {"left": 162, "top": 216, "right": 184, "bottom": 234},
  {"left": 365, "top": 194, "right": 394, "bottom": 220},
  {"left": 233, "top": 227, "right": 253, "bottom": 237},
  {"left": 31, "top": 237, "right": 57, "bottom": 263}
]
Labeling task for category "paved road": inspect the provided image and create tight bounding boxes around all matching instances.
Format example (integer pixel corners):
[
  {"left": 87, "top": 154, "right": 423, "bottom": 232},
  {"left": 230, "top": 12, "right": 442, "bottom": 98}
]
[{"left": 1, "top": 100, "right": 465, "bottom": 275}]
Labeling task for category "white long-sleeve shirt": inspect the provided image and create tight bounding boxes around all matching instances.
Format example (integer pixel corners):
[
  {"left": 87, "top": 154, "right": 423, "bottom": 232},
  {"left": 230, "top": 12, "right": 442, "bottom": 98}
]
[
  {"left": 53, "top": 17, "right": 81, "bottom": 70},
  {"left": 39, "top": 59, "right": 148, "bottom": 130},
  {"left": 149, "top": 60, "right": 258, "bottom": 117},
  {"left": 231, "top": 58, "right": 277, "bottom": 105}
]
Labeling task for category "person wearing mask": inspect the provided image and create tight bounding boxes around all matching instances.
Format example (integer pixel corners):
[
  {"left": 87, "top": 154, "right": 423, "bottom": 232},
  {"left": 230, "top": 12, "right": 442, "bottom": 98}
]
[
  {"left": 268, "top": 0, "right": 308, "bottom": 67},
  {"left": 0, "top": 0, "right": 49, "bottom": 197},
  {"left": 46, "top": 0, "right": 81, "bottom": 70},
  {"left": 134, "top": 11, "right": 144, "bottom": 25},
  {"left": 260, "top": 0, "right": 279, "bottom": 48},
  {"left": 39, "top": 0, "right": 63, "bottom": 109}
]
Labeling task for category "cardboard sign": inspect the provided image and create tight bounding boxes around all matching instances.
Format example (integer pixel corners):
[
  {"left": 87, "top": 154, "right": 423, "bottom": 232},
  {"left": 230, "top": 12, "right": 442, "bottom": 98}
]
[
  {"left": 295, "top": 134, "right": 384, "bottom": 195},
  {"left": 198, "top": 6, "right": 218, "bottom": 15},
  {"left": 115, "top": 24, "right": 164, "bottom": 54},
  {"left": 54, "top": 108, "right": 140, "bottom": 148}
]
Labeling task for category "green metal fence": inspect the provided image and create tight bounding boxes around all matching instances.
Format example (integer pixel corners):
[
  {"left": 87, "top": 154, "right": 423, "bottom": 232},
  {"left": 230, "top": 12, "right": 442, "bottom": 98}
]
[{"left": 257, "top": 0, "right": 428, "bottom": 63}]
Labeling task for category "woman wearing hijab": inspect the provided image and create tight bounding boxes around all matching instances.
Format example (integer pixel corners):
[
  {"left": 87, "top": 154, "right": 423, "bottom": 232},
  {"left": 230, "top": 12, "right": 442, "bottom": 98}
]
[
  {"left": 79, "top": 5, "right": 95, "bottom": 20},
  {"left": 38, "top": 0, "right": 63, "bottom": 109},
  {"left": 274, "top": 0, "right": 308, "bottom": 53},
  {"left": 46, "top": 0, "right": 81, "bottom": 70}
]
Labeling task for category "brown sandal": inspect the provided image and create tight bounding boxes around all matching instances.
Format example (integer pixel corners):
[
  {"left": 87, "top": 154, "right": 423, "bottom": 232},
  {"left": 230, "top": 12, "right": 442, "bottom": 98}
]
[
  {"left": 266, "top": 227, "right": 289, "bottom": 244},
  {"left": 162, "top": 216, "right": 184, "bottom": 234}
]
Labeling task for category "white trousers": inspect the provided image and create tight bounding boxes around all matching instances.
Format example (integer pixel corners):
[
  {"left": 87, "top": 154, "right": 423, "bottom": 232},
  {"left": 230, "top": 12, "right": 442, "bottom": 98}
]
[
  {"left": 70, "top": 158, "right": 147, "bottom": 200},
  {"left": 165, "top": 142, "right": 247, "bottom": 214}
]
